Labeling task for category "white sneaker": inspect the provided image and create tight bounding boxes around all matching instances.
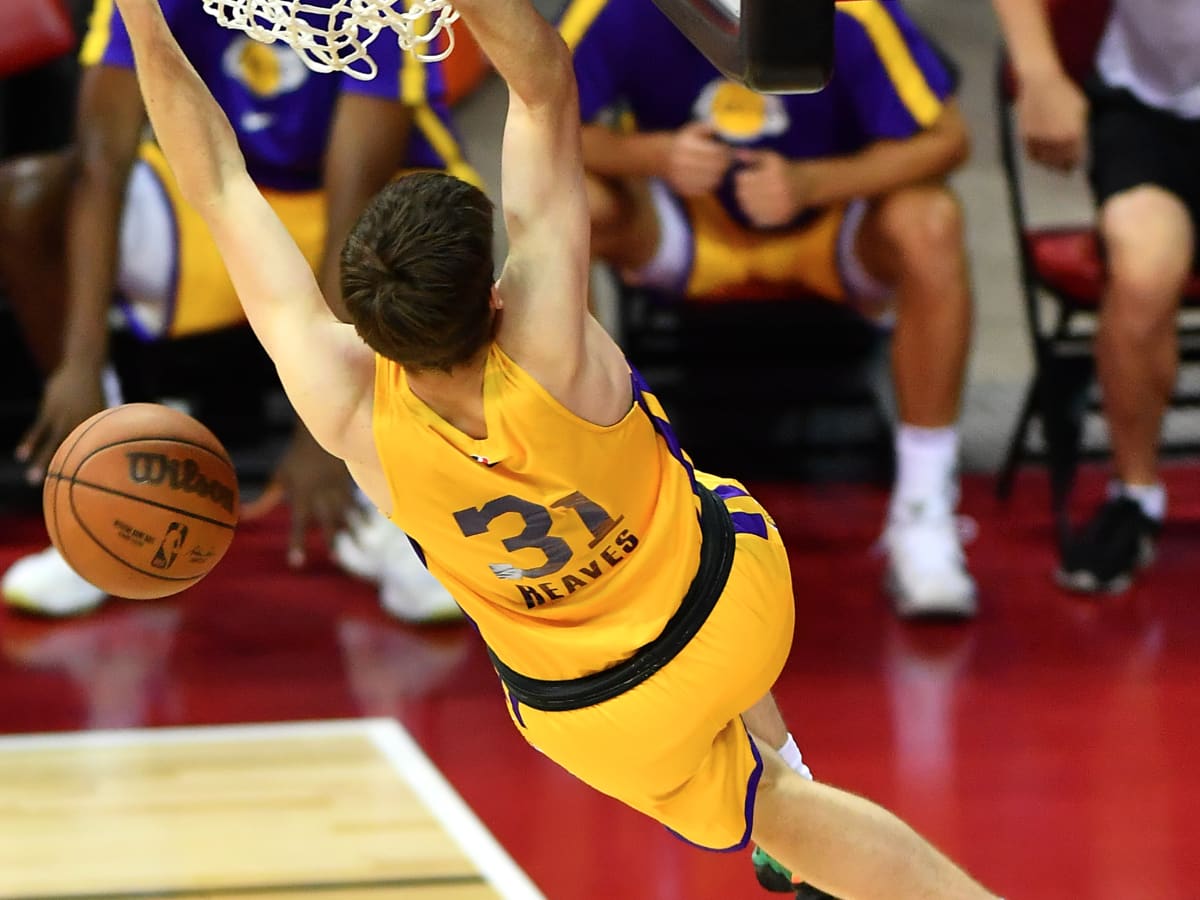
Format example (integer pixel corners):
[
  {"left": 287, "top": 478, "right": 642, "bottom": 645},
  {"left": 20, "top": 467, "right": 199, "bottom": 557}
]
[
  {"left": 331, "top": 505, "right": 397, "bottom": 582},
  {"left": 2, "top": 546, "right": 108, "bottom": 617},
  {"left": 333, "top": 507, "right": 463, "bottom": 624},
  {"left": 883, "top": 496, "right": 977, "bottom": 619}
]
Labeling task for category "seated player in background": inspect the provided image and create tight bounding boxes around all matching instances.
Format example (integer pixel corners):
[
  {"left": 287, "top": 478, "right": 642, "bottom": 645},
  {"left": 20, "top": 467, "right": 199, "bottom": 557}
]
[
  {"left": 106, "top": 0, "right": 1004, "bottom": 895},
  {"left": 0, "top": 0, "right": 469, "bottom": 622},
  {"left": 563, "top": 0, "right": 977, "bottom": 619},
  {"left": 993, "top": 0, "right": 1200, "bottom": 593}
]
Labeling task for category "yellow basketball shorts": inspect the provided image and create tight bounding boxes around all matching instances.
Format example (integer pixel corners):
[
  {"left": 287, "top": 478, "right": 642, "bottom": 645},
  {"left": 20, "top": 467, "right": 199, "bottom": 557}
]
[
  {"left": 500, "top": 472, "right": 795, "bottom": 850},
  {"left": 116, "top": 141, "right": 327, "bottom": 339},
  {"left": 633, "top": 181, "right": 893, "bottom": 322}
]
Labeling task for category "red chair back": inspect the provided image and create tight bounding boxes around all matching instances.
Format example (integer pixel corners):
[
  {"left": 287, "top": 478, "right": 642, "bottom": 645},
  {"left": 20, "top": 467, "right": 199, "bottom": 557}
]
[
  {"left": 1046, "top": 0, "right": 1112, "bottom": 84},
  {"left": 0, "top": 0, "right": 76, "bottom": 79},
  {"left": 1001, "top": 0, "right": 1112, "bottom": 99}
]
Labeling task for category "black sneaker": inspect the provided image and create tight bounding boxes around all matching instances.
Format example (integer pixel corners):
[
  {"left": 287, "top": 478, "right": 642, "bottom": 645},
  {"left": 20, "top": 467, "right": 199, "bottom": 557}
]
[
  {"left": 795, "top": 885, "right": 840, "bottom": 899},
  {"left": 1056, "top": 496, "right": 1161, "bottom": 594},
  {"left": 751, "top": 846, "right": 840, "bottom": 898}
]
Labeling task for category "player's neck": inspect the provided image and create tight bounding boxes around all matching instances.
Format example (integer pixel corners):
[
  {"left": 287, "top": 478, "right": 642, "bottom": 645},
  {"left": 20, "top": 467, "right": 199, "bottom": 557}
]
[{"left": 405, "top": 344, "right": 492, "bottom": 440}]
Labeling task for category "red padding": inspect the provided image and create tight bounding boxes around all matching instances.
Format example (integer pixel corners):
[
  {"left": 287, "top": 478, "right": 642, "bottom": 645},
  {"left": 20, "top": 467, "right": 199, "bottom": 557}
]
[
  {"left": 1028, "top": 228, "right": 1200, "bottom": 305},
  {"left": 0, "top": 0, "right": 76, "bottom": 79}
]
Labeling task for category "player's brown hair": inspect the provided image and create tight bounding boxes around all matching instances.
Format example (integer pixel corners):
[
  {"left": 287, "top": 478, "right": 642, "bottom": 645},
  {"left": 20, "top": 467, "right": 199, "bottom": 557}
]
[{"left": 340, "top": 172, "right": 496, "bottom": 372}]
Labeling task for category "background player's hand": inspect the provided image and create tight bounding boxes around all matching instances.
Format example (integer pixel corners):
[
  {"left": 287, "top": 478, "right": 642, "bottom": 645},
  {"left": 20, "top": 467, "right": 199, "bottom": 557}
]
[
  {"left": 664, "top": 122, "right": 733, "bottom": 197},
  {"left": 1016, "top": 70, "right": 1087, "bottom": 171},
  {"left": 734, "top": 149, "right": 812, "bottom": 228},
  {"left": 242, "top": 424, "right": 357, "bottom": 568},
  {"left": 15, "top": 362, "right": 106, "bottom": 484}
]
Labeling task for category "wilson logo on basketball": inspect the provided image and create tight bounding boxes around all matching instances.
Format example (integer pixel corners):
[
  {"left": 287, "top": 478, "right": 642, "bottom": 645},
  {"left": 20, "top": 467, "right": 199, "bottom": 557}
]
[{"left": 126, "top": 452, "right": 237, "bottom": 514}]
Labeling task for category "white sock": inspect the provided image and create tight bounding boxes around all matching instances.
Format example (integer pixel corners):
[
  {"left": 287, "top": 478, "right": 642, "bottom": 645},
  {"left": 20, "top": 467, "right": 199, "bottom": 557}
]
[
  {"left": 1109, "top": 481, "right": 1167, "bottom": 522},
  {"left": 100, "top": 364, "right": 124, "bottom": 408},
  {"left": 893, "top": 424, "right": 959, "bottom": 511},
  {"left": 777, "top": 734, "right": 813, "bottom": 780}
]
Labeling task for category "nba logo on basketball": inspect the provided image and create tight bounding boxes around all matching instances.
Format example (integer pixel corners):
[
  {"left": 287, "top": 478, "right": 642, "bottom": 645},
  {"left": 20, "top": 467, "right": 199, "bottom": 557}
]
[{"left": 152, "top": 522, "right": 190, "bottom": 570}]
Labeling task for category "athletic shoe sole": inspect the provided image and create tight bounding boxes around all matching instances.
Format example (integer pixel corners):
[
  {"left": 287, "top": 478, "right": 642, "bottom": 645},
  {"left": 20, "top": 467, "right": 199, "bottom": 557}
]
[
  {"left": 3, "top": 590, "right": 106, "bottom": 618},
  {"left": 886, "top": 569, "right": 977, "bottom": 620},
  {"left": 1055, "top": 536, "right": 1156, "bottom": 596}
]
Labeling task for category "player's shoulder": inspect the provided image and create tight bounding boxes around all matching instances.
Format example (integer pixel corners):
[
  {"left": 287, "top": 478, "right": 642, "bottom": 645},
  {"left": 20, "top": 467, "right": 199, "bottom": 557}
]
[
  {"left": 833, "top": 0, "right": 942, "bottom": 72},
  {"left": 834, "top": 0, "right": 921, "bottom": 47}
]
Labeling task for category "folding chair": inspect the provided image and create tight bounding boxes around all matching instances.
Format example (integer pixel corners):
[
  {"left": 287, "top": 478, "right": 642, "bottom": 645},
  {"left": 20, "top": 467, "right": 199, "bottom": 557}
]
[
  {"left": 616, "top": 284, "right": 895, "bottom": 482},
  {"left": 993, "top": 0, "right": 1200, "bottom": 545}
]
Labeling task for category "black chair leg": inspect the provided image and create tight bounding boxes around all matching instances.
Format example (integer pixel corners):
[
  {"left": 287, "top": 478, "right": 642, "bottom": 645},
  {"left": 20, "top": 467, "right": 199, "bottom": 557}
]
[
  {"left": 1037, "top": 354, "right": 1095, "bottom": 551},
  {"left": 996, "top": 372, "right": 1041, "bottom": 500}
]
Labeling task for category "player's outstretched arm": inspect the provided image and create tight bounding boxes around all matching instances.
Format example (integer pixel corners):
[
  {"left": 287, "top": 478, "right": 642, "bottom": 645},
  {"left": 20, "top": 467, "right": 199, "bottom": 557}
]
[
  {"left": 453, "top": 0, "right": 591, "bottom": 366},
  {"left": 111, "top": 0, "right": 376, "bottom": 466}
]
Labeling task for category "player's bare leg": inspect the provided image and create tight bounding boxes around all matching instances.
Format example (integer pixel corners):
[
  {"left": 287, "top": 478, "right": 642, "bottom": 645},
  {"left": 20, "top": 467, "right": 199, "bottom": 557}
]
[
  {"left": 743, "top": 692, "right": 832, "bottom": 894},
  {"left": 856, "top": 184, "right": 976, "bottom": 618},
  {"left": 741, "top": 691, "right": 789, "bottom": 749},
  {"left": 751, "top": 737, "right": 999, "bottom": 899}
]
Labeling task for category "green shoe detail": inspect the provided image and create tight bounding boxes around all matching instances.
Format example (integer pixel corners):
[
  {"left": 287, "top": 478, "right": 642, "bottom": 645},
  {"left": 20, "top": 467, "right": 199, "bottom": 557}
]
[{"left": 751, "top": 845, "right": 794, "bottom": 892}]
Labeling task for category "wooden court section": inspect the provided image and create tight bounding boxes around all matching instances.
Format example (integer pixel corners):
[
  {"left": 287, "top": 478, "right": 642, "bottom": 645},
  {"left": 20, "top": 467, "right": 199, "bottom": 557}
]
[{"left": 0, "top": 719, "right": 543, "bottom": 900}]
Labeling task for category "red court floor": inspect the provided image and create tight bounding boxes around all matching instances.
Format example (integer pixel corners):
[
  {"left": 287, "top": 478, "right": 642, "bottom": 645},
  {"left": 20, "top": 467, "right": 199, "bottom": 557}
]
[{"left": 1, "top": 467, "right": 1197, "bottom": 900}]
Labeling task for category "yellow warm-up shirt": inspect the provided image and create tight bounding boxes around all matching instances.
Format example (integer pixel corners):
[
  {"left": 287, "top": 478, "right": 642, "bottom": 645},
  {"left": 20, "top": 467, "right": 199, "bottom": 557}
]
[{"left": 372, "top": 344, "right": 702, "bottom": 680}]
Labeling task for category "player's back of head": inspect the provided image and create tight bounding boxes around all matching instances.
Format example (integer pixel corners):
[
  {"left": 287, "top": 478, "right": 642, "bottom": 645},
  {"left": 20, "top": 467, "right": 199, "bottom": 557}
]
[{"left": 341, "top": 172, "right": 495, "bottom": 372}]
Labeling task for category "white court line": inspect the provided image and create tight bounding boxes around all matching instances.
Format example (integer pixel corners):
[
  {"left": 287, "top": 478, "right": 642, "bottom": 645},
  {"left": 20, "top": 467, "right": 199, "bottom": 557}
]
[
  {"left": 0, "top": 717, "right": 383, "bottom": 751},
  {"left": 367, "top": 719, "right": 547, "bottom": 900},
  {"left": 0, "top": 717, "right": 546, "bottom": 900}
]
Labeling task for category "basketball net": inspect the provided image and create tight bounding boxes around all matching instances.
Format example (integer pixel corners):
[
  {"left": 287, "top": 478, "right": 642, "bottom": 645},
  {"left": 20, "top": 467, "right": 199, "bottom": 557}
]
[{"left": 200, "top": 0, "right": 459, "bottom": 81}]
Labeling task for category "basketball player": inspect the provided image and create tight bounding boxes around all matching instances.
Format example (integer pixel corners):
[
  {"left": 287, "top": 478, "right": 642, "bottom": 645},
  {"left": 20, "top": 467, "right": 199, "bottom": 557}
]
[
  {"left": 564, "top": 0, "right": 976, "bottom": 620},
  {"left": 110, "top": 0, "right": 1002, "bottom": 895},
  {"left": 0, "top": 0, "right": 467, "bottom": 621}
]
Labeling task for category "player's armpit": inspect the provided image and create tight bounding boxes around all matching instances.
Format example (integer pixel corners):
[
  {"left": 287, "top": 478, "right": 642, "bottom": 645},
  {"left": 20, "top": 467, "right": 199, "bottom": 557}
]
[{"left": 494, "top": 95, "right": 593, "bottom": 367}]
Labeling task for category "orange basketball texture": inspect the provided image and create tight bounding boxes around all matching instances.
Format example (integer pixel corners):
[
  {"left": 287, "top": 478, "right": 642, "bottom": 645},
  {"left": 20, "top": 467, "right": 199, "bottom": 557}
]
[{"left": 42, "top": 404, "right": 240, "bottom": 600}]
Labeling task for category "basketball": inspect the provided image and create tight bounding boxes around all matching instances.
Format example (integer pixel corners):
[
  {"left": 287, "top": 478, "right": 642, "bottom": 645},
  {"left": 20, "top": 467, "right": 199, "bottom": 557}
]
[{"left": 42, "top": 403, "right": 240, "bottom": 600}]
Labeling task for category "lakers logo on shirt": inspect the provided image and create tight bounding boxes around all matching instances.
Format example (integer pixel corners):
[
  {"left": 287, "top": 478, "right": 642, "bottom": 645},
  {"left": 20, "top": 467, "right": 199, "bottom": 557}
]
[
  {"left": 693, "top": 79, "right": 789, "bottom": 144},
  {"left": 222, "top": 36, "right": 308, "bottom": 99}
]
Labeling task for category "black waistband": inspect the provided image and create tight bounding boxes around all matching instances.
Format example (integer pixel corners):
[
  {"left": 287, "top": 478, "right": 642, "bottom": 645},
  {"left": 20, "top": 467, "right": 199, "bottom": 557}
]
[{"left": 487, "top": 483, "right": 736, "bottom": 712}]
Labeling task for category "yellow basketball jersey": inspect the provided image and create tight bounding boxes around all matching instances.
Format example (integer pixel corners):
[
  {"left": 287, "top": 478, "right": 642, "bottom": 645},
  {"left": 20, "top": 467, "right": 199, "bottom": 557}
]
[{"left": 372, "top": 344, "right": 702, "bottom": 680}]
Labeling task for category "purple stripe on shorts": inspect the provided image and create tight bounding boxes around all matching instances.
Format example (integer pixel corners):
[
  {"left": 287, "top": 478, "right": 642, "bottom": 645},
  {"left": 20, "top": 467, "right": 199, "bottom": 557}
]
[
  {"left": 731, "top": 511, "right": 769, "bottom": 540},
  {"left": 663, "top": 726, "right": 764, "bottom": 853},
  {"left": 507, "top": 685, "right": 526, "bottom": 728},
  {"left": 714, "top": 483, "right": 749, "bottom": 501},
  {"left": 407, "top": 535, "right": 428, "bottom": 567}
]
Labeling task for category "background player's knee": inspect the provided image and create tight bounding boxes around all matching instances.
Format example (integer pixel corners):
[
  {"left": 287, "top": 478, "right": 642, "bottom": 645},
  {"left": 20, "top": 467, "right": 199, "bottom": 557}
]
[
  {"left": 1100, "top": 186, "right": 1194, "bottom": 316},
  {"left": 872, "top": 185, "right": 965, "bottom": 275}
]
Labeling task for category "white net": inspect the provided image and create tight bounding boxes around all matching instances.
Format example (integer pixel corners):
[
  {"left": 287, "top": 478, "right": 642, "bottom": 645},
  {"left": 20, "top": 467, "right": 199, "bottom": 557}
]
[{"left": 201, "top": 0, "right": 460, "bottom": 81}]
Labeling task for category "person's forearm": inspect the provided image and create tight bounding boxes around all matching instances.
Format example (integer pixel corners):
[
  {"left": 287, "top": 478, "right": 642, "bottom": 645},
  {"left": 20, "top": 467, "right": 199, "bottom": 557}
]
[
  {"left": 113, "top": 0, "right": 246, "bottom": 208},
  {"left": 317, "top": 96, "right": 413, "bottom": 321},
  {"left": 453, "top": 0, "right": 572, "bottom": 109},
  {"left": 316, "top": 230, "right": 351, "bottom": 323},
  {"left": 581, "top": 126, "right": 671, "bottom": 179},
  {"left": 60, "top": 165, "right": 129, "bottom": 366},
  {"left": 800, "top": 119, "right": 968, "bottom": 208},
  {"left": 992, "top": 0, "right": 1065, "bottom": 82}
]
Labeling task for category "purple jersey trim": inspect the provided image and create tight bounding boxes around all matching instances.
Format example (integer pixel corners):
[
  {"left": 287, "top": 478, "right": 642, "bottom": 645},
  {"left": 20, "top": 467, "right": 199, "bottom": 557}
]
[{"left": 665, "top": 725, "right": 764, "bottom": 852}]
